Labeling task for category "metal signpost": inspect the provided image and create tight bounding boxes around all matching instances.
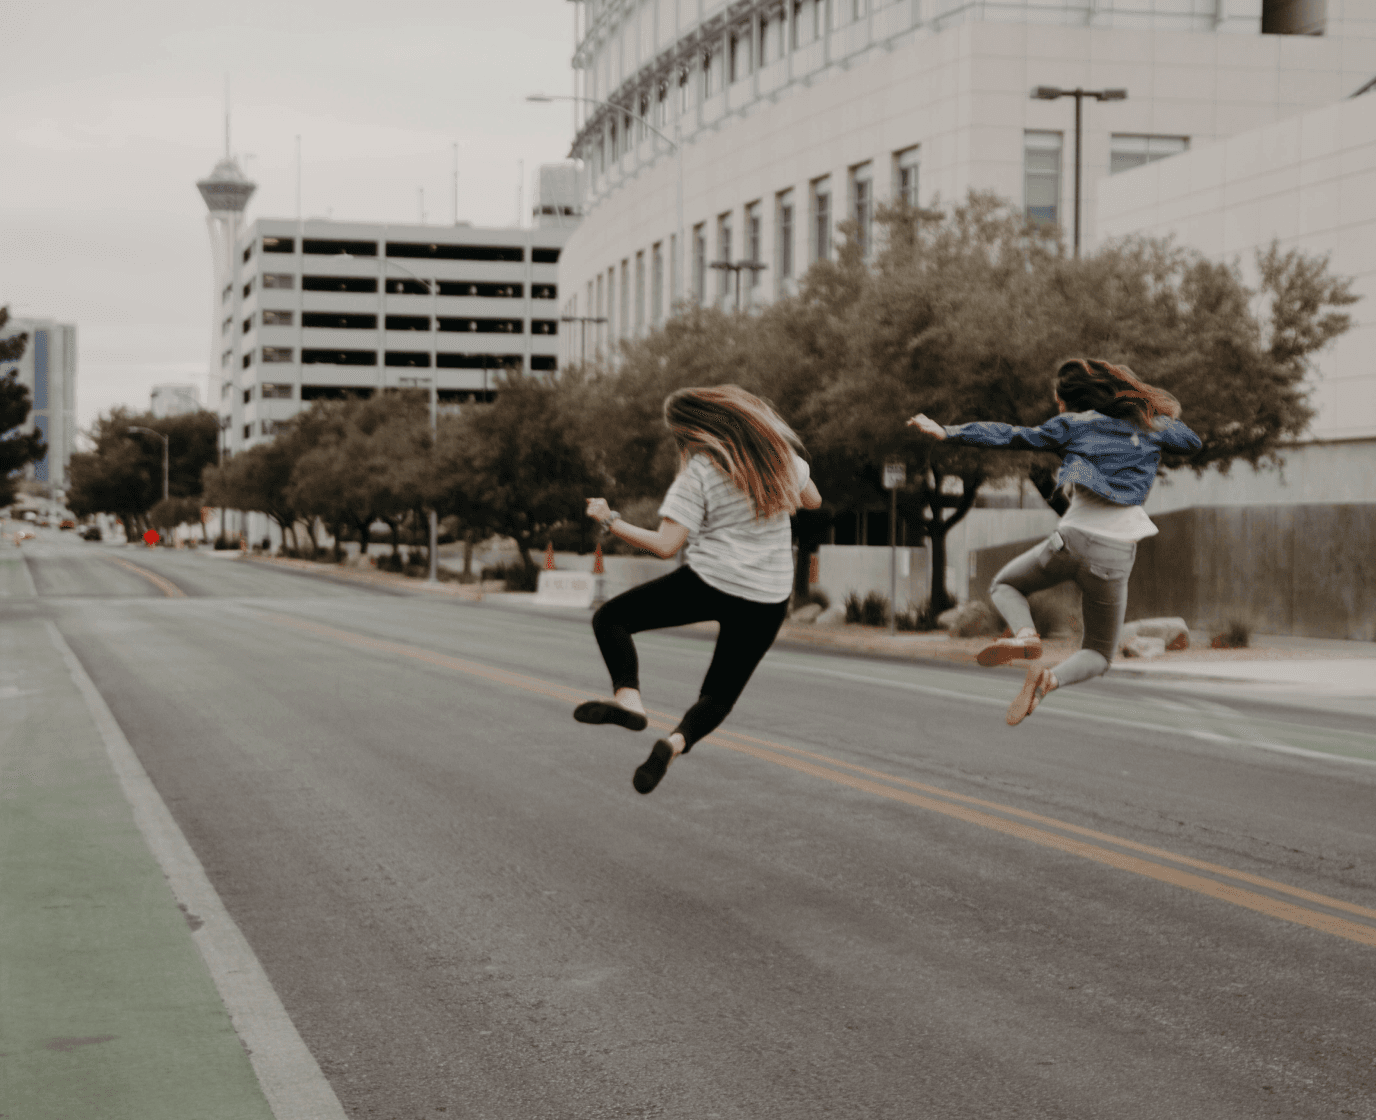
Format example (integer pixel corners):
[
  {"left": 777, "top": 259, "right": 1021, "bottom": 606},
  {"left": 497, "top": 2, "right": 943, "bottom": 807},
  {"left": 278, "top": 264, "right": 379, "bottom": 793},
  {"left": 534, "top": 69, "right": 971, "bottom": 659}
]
[{"left": 882, "top": 462, "right": 906, "bottom": 635}]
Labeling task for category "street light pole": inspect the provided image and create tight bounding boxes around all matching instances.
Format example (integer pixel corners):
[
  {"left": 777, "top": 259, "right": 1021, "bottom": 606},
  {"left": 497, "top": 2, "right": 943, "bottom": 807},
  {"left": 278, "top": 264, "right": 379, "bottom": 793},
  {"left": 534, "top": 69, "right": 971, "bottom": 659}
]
[
  {"left": 708, "top": 260, "right": 768, "bottom": 313},
  {"left": 527, "top": 93, "right": 684, "bottom": 311},
  {"left": 1030, "top": 85, "right": 1126, "bottom": 258},
  {"left": 560, "top": 315, "right": 608, "bottom": 364},
  {"left": 128, "top": 426, "right": 169, "bottom": 502}
]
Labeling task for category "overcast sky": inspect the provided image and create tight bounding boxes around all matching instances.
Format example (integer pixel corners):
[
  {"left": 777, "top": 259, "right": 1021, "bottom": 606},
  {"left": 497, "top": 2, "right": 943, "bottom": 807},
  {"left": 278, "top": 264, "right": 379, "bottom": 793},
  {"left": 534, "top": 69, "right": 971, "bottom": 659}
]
[{"left": 1, "top": 0, "right": 577, "bottom": 433}]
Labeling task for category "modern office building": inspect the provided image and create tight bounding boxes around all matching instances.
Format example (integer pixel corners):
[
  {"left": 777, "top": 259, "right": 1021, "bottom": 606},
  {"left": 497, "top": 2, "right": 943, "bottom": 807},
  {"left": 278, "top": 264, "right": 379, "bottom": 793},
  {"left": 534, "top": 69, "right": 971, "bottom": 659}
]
[
  {"left": 150, "top": 383, "right": 203, "bottom": 418},
  {"left": 199, "top": 161, "right": 579, "bottom": 455},
  {"left": 0, "top": 316, "right": 77, "bottom": 495},
  {"left": 1097, "top": 82, "right": 1376, "bottom": 510},
  {"left": 557, "top": 0, "right": 1376, "bottom": 363}
]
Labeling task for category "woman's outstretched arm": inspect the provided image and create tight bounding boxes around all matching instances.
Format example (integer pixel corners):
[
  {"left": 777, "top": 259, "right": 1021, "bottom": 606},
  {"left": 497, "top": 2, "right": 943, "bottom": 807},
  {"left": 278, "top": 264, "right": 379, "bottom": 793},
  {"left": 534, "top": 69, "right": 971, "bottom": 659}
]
[
  {"left": 907, "top": 412, "right": 1073, "bottom": 451},
  {"left": 586, "top": 498, "right": 690, "bottom": 559}
]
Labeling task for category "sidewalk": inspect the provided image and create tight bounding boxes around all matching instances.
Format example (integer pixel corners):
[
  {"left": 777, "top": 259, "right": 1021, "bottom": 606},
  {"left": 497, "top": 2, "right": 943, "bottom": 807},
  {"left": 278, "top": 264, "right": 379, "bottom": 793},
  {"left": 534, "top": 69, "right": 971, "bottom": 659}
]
[
  {"left": 243, "top": 555, "right": 1375, "bottom": 695},
  {"left": 0, "top": 614, "right": 336, "bottom": 1119}
]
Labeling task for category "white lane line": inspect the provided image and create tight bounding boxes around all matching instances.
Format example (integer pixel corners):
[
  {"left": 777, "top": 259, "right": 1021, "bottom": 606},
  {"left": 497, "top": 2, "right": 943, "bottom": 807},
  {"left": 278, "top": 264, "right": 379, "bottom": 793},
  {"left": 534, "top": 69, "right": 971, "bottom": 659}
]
[
  {"left": 768, "top": 657, "right": 1376, "bottom": 769},
  {"left": 45, "top": 620, "right": 348, "bottom": 1120},
  {"left": 3, "top": 552, "right": 40, "bottom": 597}
]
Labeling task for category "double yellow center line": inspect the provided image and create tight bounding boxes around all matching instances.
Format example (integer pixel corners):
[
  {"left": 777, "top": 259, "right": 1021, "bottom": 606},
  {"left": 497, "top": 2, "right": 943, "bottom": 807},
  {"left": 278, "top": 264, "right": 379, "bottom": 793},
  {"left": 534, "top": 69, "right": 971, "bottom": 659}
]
[
  {"left": 107, "top": 556, "right": 186, "bottom": 598},
  {"left": 268, "top": 612, "right": 1376, "bottom": 950}
]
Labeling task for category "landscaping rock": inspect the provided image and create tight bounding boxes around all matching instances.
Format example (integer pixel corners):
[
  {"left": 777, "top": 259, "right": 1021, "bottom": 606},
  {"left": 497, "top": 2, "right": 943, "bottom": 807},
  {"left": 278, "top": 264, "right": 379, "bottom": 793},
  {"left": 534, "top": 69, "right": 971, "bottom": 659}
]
[
  {"left": 937, "top": 600, "right": 1002, "bottom": 637},
  {"left": 814, "top": 604, "right": 848, "bottom": 627},
  {"left": 1121, "top": 635, "right": 1167, "bottom": 659},
  {"left": 1122, "top": 616, "right": 1190, "bottom": 650}
]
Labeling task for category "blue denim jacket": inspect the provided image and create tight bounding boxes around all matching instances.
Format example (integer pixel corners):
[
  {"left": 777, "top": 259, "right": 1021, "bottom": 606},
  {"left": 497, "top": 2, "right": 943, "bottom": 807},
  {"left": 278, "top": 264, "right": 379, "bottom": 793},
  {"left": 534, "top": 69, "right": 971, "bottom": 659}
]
[{"left": 943, "top": 411, "right": 1202, "bottom": 506}]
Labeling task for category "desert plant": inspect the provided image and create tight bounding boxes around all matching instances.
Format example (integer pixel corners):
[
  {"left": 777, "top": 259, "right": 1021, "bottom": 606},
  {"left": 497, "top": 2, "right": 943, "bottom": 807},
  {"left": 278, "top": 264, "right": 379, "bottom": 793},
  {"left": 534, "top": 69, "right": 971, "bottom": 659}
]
[
  {"left": 895, "top": 600, "right": 940, "bottom": 632},
  {"left": 1211, "top": 619, "right": 1251, "bottom": 649},
  {"left": 843, "top": 590, "right": 890, "bottom": 627}
]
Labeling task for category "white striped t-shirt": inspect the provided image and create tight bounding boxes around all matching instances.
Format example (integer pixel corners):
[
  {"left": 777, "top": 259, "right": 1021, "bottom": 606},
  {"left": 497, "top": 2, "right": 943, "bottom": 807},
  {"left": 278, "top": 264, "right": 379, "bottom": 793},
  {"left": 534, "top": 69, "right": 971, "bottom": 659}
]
[{"left": 658, "top": 452, "right": 809, "bottom": 604}]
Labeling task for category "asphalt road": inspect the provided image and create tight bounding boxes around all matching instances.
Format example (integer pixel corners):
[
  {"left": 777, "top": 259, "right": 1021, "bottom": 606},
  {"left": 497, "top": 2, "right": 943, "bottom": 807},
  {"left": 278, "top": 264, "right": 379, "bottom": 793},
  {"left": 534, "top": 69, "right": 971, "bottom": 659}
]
[{"left": 9, "top": 531, "right": 1376, "bottom": 1119}]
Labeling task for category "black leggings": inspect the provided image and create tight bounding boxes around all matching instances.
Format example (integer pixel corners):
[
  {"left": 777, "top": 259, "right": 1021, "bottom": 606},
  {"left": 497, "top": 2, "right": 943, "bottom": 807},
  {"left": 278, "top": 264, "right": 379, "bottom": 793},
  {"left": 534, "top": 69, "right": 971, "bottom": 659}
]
[{"left": 591, "top": 565, "right": 789, "bottom": 750}]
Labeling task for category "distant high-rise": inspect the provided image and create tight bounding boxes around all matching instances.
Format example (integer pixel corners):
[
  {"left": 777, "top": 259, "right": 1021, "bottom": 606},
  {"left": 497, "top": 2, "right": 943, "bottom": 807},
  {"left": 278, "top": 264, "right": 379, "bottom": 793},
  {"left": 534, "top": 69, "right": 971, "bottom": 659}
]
[{"left": 0, "top": 316, "right": 77, "bottom": 495}]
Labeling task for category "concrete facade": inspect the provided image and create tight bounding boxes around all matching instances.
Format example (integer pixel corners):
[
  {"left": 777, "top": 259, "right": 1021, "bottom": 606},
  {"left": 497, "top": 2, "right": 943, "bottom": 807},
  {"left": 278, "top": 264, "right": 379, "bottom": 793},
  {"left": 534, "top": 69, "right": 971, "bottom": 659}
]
[
  {"left": 0, "top": 316, "right": 77, "bottom": 495},
  {"left": 559, "top": 0, "right": 1376, "bottom": 364},
  {"left": 1099, "top": 89, "right": 1376, "bottom": 442}
]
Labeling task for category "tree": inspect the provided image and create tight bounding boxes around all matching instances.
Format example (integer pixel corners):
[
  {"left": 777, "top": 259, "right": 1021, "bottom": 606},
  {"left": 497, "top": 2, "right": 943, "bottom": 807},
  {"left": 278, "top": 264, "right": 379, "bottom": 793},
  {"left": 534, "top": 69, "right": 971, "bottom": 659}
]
[
  {"left": 435, "top": 372, "right": 598, "bottom": 571},
  {"left": 0, "top": 308, "right": 47, "bottom": 507},
  {"left": 67, "top": 408, "right": 220, "bottom": 536},
  {"left": 202, "top": 440, "right": 304, "bottom": 552}
]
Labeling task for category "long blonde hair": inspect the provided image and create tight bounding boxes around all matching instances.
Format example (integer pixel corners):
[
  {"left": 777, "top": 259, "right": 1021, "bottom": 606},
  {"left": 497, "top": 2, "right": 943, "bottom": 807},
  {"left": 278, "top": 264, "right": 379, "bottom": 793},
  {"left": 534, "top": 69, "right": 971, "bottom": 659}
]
[{"left": 664, "top": 385, "right": 803, "bottom": 519}]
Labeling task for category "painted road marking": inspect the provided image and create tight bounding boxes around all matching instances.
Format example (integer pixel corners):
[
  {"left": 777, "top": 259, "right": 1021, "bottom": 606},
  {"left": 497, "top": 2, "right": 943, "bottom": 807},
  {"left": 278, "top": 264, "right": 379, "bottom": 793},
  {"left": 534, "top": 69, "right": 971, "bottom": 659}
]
[
  {"left": 107, "top": 556, "right": 187, "bottom": 598},
  {"left": 48, "top": 621, "right": 347, "bottom": 1120},
  {"left": 266, "top": 613, "right": 1376, "bottom": 951}
]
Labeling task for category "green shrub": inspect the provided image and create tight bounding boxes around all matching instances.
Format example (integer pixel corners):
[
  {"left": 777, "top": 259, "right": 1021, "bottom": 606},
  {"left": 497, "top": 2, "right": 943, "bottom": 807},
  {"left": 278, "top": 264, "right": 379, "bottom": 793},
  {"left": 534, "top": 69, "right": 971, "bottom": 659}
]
[
  {"left": 845, "top": 590, "right": 890, "bottom": 626},
  {"left": 895, "top": 600, "right": 940, "bottom": 632},
  {"left": 485, "top": 559, "right": 539, "bottom": 592}
]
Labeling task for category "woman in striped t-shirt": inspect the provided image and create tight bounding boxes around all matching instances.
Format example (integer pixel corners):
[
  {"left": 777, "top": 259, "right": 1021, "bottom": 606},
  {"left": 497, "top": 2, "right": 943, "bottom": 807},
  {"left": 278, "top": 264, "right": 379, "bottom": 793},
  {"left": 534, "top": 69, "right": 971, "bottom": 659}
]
[{"left": 575, "top": 385, "right": 822, "bottom": 794}]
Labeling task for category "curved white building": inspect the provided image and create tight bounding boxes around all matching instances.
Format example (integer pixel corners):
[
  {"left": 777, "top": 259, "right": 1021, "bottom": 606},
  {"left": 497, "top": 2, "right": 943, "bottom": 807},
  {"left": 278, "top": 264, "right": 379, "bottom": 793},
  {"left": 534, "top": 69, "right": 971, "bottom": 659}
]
[{"left": 559, "top": 0, "right": 1376, "bottom": 363}]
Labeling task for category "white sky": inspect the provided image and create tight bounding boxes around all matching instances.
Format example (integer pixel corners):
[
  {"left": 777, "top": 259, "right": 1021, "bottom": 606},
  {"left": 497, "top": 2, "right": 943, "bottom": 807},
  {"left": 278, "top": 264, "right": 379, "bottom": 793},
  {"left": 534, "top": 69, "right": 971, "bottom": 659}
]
[{"left": 1, "top": 0, "right": 578, "bottom": 433}]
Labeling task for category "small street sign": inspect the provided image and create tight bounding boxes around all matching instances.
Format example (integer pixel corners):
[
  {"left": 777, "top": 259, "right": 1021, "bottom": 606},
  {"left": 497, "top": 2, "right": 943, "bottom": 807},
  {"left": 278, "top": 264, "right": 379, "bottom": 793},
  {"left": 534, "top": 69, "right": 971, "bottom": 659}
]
[{"left": 882, "top": 463, "right": 906, "bottom": 490}]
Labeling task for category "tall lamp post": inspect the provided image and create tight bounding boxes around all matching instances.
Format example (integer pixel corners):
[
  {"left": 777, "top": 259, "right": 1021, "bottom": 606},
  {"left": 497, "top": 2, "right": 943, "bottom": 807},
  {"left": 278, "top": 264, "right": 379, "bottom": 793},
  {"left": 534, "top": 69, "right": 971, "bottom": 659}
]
[
  {"left": 128, "top": 426, "right": 170, "bottom": 503},
  {"left": 708, "top": 259, "right": 768, "bottom": 313},
  {"left": 1030, "top": 85, "right": 1126, "bottom": 257},
  {"left": 340, "top": 251, "right": 441, "bottom": 583},
  {"left": 527, "top": 93, "right": 684, "bottom": 305},
  {"left": 559, "top": 315, "right": 608, "bottom": 364}
]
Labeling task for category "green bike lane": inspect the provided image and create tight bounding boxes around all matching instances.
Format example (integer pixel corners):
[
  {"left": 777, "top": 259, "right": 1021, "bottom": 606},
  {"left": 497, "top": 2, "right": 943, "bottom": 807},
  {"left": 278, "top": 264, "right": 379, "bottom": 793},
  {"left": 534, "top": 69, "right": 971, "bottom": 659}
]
[{"left": 0, "top": 585, "right": 336, "bottom": 1120}]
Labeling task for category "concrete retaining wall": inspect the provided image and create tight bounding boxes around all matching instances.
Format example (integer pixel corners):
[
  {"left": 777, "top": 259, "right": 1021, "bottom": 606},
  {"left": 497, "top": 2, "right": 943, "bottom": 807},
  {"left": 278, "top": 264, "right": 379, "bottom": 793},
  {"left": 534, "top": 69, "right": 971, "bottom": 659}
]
[
  {"left": 813, "top": 544, "right": 931, "bottom": 612},
  {"left": 971, "top": 504, "right": 1376, "bottom": 641}
]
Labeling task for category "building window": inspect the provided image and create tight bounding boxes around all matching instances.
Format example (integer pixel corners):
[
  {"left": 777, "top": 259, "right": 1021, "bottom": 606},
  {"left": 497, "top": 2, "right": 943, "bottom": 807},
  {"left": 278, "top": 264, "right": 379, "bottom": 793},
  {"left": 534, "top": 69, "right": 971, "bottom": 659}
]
[
  {"left": 242, "top": 352, "right": 253, "bottom": 369},
  {"left": 656, "top": 81, "right": 667, "bottom": 127},
  {"left": 262, "top": 236, "right": 295, "bottom": 254},
  {"left": 620, "top": 260, "right": 630, "bottom": 339},
  {"left": 385, "top": 278, "right": 433, "bottom": 295},
  {"left": 1024, "top": 131, "right": 1063, "bottom": 228},
  {"left": 435, "top": 281, "right": 521, "bottom": 298},
  {"left": 242, "top": 279, "right": 254, "bottom": 298},
  {"left": 301, "top": 349, "right": 378, "bottom": 366},
  {"left": 262, "top": 273, "right": 295, "bottom": 290},
  {"left": 222, "top": 283, "right": 232, "bottom": 304},
  {"left": 530, "top": 355, "right": 557, "bottom": 372},
  {"left": 850, "top": 162, "right": 873, "bottom": 257},
  {"left": 243, "top": 243, "right": 253, "bottom": 263},
  {"left": 531, "top": 320, "right": 558, "bottom": 335},
  {"left": 679, "top": 67, "right": 690, "bottom": 113},
  {"left": 261, "top": 309, "right": 293, "bottom": 326},
  {"left": 244, "top": 387, "right": 253, "bottom": 404},
  {"left": 609, "top": 118, "right": 618, "bottom": 162},
  {"left": 532, "top": 248, "right": 561, "bottom": 264},
  {"left": 776, "top": 189, "right": 795, "bottom": 287},
  {"left": 262, "top": 347, "right": 294, "bottom": 363},
  {"left": 702, "top": 50, "right": 714, "bottom": 99},
  {"left": 242, "top": 314, "right": 253, "bottom": 334},
  {"left": 222, "top": 316, "right": 232, "bottom": 336},
  {"left": 894, "top": 146, "right": 920, "bottom": 208},
  {"left": 652, "top": 242, "right": 664, "bottom": 326},
  {"left": 595, "top": 274, "right": 604, "bottom": 353},
  {"left": 745, "top": 202, "right": 762, "bottom": 298},
  {"left": 261, "top": 383, "right": 294, "bottom": 399},
  {"left": 221, "top": 381, "right": 231, "bottom": 398},
  {"left": 302, "top": 238, "right": 376, "bottom": 256},
  {"left": 717, "top": 211, "right": 734, "bottom": 307},
  {"left": 303, "top": 312, "right": 378, "bottom": 329},
  {"left": 606, "top": 267, "right": 616, "bottom": 340},
  {"left": 692, "top": 223, "right": 707, "bottom": 303},
  {"left": 243, "top": 424, "right": 251, "bottom": 440},
  {"left": 1110, "top": 134, "right": 1189, "bottom": 175},
  {"left": 531, "top": 283, "right": 557, "bottom": 299},
  {"left": 303, "top": 275, "right": 377, "bottom": 293},
  {"left": 437, "top": 317, "right": 523, "bottom": 334},
  {"left": 792, "top": 1, "right": 804, "bottom": 47},
  {"left": 386, "top": 315, "right": 431, "bottom": 331},
  {"left": 221, "top": 349, "right": 232, "bottom": 368},
  {"left": 730, "top": 27, "right": 751, "bottom": 82},
  {"left": 635, "top": 251, "right": 646, "bottom": 335},
  {"left": 810, "top": 176, "right": 832, "bottom": 263},
  {"left": 389, "top": 242, "right": 524, "bottom": 262},
  {"left": 385, "top": 351, "right": 431, "bottom": 367}
]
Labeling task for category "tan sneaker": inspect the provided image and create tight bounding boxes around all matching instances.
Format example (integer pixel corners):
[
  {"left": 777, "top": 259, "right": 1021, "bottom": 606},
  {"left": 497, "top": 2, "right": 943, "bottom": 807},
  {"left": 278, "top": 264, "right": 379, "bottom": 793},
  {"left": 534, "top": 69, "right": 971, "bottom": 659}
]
[
  {"left": 977, "top": 635, "right": 1043, "bottom": 667},
  {"left": 1007, "top": 666, "right": 1056, "bottom": 725}
]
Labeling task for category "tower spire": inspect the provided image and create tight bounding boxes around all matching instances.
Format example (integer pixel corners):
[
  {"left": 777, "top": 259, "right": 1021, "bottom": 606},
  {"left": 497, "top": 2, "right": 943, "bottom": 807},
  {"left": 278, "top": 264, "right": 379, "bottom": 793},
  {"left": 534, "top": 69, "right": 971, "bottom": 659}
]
[{"left": 223, "top": 74, "right": 230, "bottom": 159}]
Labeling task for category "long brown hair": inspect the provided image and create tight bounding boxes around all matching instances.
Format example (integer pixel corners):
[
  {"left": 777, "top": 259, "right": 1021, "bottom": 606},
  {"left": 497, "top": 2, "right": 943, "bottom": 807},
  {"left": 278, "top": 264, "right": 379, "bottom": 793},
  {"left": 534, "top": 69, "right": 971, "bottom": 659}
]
[
  {"left": 664, "top": 385, "right": 803, "bottom": 519},
  {"left": 1055, "top": 358, "right": 1180, "bottom": 430}
]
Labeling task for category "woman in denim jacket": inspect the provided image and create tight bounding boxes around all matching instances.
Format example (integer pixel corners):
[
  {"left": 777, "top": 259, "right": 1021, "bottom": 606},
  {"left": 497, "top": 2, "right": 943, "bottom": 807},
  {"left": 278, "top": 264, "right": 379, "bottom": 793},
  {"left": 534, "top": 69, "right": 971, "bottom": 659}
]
[{"left": 909, "top": 358, "right": 1201, "bottom": 725}]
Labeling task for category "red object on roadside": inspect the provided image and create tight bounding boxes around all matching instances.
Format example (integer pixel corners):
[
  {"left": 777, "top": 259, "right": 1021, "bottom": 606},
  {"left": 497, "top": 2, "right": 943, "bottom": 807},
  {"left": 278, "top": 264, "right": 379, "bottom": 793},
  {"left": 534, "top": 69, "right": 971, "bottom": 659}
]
[
  {"left": 593, "top": 544, "right": 604, "bottom": 575},
  {"left": 142, "top": 529, "right": 160, "bottom": 547},
  {"left": 545, "top": 541, "right": 555, "bottom": 570},
  {"left": 808, "top": 553, "right": 819, "bottom": 584}
]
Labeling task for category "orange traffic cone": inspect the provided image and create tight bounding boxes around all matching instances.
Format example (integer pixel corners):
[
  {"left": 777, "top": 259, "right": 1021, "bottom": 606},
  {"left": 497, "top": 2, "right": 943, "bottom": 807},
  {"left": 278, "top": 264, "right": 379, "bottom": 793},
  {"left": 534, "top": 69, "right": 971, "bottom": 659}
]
[
  {"left": 593, "top": 543, "right": 604, "bottom": 575},
  {"left": 544, "top": 541, "right": 555, "bottom": 570}
]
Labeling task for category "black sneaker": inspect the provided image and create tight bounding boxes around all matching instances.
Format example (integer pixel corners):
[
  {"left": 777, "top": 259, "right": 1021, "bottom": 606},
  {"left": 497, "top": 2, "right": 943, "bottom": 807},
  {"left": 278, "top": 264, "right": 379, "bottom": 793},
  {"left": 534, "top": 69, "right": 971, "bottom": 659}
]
[
  {"left": 573, "top": 699, "right": 648, "bottom": 733},
  {"left": 633, "top": 740, "right": 675, "bottom": 794}
]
